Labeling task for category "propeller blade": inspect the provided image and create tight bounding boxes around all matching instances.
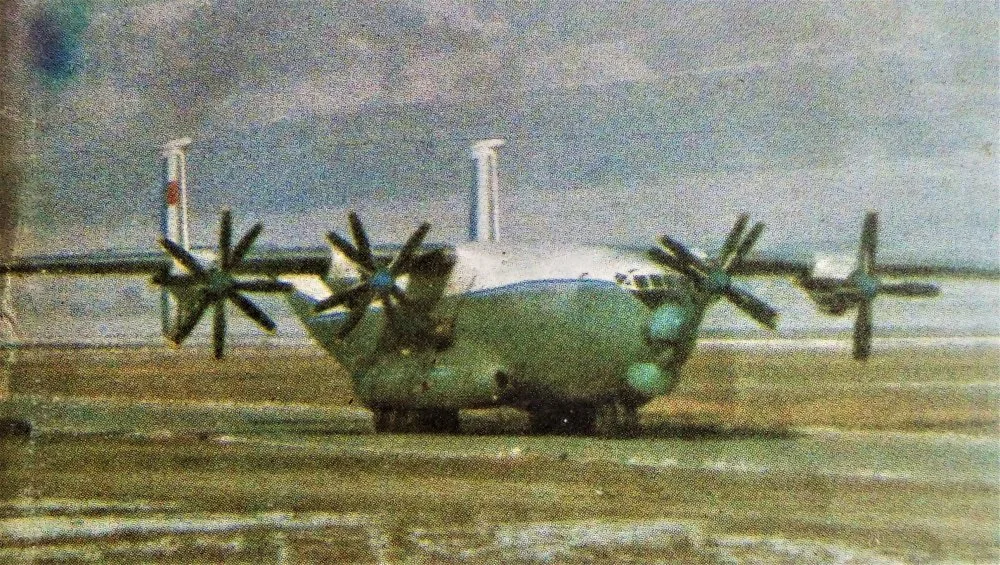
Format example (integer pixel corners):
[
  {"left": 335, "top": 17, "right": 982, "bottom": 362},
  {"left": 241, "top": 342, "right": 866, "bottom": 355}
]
[
  {"left": 348, "top": 212, "right": 378, "bottom": 272},
  {"left": 160, "top": 237, "right": 208, "bottom": 277},
  {"left": 314, "top": 283, "right": 370, "bottom": 313},
  {"left": 219, "top": 209, "right": 232, "bottom": 269},
  {"left": 382, "top": 296, "right": 399, "bottom": 328},
  {"left": 853, "top": 298, "right": 873, "bottom": 360},
  {"left": 336, "top": 299, "right": 370, "bottom": 339},
  {"left": 658, "top": 236, "right": 709, "bottom": 276},
  {"left": 719, "top": 213, "right": 749, "bottom": 269},
  {"left": 730, "top": 222, "right": 765, "bottom": 269},
  {"left": 228, "top": 291, "right": 277, "bottom": 333},
  {"left": 326, "top": 231, "right": 371, "bottom": 273},
  {"left": 724, "top": 285, "right": 779, "bottom": 330},
  {"left": 213, "top": 299, "right": 226, "bottom": 359},
  {"left": 647, "top": 247, "right": 689, "bottom": 275},
  {"left": 169, "top": 292, "right": 211, "bottom": 345},
  {"left": 234, "top": 279, "right": 294, "bottom": 293},
  {"left": 879, "top": 281, "right": 940, "bottom": 297},
  {"left": 160, "top": 238, "right": 207, "bottom": 278},
  {"left": 231, "top": 223, "right": 264, "bottom": 268},
  {"left": 389, "top": 285, "right": 409, "bottom": 307},
  {"left": 859, "top": 211, "right": 878, "bottom": 275},
  {"left": 390, "top": 222, "right": 431, "bottom": 276}
]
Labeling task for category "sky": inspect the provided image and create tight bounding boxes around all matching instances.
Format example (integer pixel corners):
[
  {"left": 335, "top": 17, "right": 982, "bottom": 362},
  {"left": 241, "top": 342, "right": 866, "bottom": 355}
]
[{"left": 2, "top": 0, "right": 998, "bottom": 343}]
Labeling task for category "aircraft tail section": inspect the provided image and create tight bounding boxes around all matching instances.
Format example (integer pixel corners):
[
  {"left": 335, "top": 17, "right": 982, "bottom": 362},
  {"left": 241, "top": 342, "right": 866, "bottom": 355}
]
[
  {"left": 469, "top": 139, "right": 504, "bottom": 242},
  {"left": 160, "top": 138, "right": 192, "bottom": 249},
  {"left": 159, "top": 138, "right": 193, "bottom": 338}
]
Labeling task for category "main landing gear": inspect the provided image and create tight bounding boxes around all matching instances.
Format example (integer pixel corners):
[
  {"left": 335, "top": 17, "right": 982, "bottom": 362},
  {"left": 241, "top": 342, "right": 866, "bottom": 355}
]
[
  {"left": 370, "top": 401, "right": 641, "bottom": 437},
  {"left": 373, "top": 408, "right": 461, "bottom": 433},
  {"left": 0, "top": 418, "right": 32, "bottom": 439},
  {"left": 593, "top": 401, "right": 640, "bottom": 438},
  {"left": 528, "top": 401, "right": 640, "bottom": 437}
]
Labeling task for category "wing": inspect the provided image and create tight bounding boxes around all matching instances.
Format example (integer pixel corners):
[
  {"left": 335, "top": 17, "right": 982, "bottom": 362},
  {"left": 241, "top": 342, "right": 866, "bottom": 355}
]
[
  {"left": 733, "top": 252, "right": 1000, "bottom": 279},
  {"left": 640, "top": 210, "right": 998, "bottom": 362},
  {"left": 0, "top": 246, "right": 330, "bottom": 277},
  {"left": 0, "top": 250, "right": 170, "bottom": 275},
  {"left": 0, "top": 245, "right": 332, "bottom": 359}
]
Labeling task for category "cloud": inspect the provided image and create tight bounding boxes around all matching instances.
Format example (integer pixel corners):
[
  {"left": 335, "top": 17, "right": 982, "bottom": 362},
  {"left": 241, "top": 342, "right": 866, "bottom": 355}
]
[
  {"left": 220, "top": 72, "right": 384, "bottom": 125},
  {"left": 392, "top": 49, "right": 511, "bottom": 105},
  {"left": 521, "top": 40, "right": 658, "bottom": 90},
  {"left": 119, "top": 0, "right": 211, "bottom": 28},
  {"left": 8, "top": 1, "right": 996, "bottom": 264},
  {"left": 401, "top": 0, "right": 510, "bottom": 39}
]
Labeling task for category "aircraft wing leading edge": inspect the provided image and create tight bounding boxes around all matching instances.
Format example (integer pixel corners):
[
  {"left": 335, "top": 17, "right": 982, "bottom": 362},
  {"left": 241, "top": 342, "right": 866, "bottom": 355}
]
[
  {"left": 0, "top": 247, "right": 330, "bottom": 277},
  {"left": 733, "top": 253, "right": 1000, "bottom": 279}
]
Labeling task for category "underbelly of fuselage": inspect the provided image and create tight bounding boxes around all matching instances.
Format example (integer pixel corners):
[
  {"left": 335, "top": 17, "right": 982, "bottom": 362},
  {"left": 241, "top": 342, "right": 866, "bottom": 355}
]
[{"left": 291, "top": 279, "right": 673, "bottom": 411}]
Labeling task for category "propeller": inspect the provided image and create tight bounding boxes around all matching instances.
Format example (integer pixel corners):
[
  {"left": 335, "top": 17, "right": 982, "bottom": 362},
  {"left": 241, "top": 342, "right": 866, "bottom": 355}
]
[
  {"left": 314, "top": 212, "right": 432, "bottom": 339},
  {"left": 844, "top": 212, "right": 939, "bottom": 360},
  {"left": 648, "top": 214, "right": 779, "bottom": 329},
  {"left": 155, "top": 210, "right": 292, "bottom": 359}
]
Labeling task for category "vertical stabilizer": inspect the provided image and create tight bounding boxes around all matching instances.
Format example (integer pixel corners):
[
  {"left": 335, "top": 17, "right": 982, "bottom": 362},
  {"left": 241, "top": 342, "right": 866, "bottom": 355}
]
[
  {"left": 161, "top": 137, "right": 192, "bottom": 249},
  {"left": 469, "top": 139, "right": 504, "bottom": 242},
  {"left": 160, "top": 137, "right": 192, "bottom": 337}
]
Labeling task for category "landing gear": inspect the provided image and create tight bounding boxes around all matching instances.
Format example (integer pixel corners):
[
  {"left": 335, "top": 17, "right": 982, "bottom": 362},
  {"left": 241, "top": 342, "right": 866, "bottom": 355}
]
[
  {"left": 593, "top": 401, "right": 640, "bottom": 438},
  {"left": 527, "top": 404, "right": 596, "bottom": 435},
  {"left": 373, "top": 408, "right": 461, "bottom": 434},
  {"left": 527, "top": 401, "right": 640, "bottom": 437},
  {"left": 0, "top": 418, "right": 32, "bottom": 439}
]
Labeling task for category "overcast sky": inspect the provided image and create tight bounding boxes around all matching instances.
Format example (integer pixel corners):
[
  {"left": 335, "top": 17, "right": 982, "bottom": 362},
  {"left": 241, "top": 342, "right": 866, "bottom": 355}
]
[
  {"left": 5, "top": 0, "right": 995, "bottom": 265},
  {"left": 3, "top": 1, "right": 999, "bottom": 344}
]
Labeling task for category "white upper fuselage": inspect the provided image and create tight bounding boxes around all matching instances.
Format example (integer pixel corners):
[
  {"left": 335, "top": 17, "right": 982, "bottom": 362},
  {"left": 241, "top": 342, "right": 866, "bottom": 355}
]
[
  {"left": 284, "top": 241, "right": 690, "bottom": 305},
  {"left": 445, "top": 242, "right": 676, "bottom": 295}
]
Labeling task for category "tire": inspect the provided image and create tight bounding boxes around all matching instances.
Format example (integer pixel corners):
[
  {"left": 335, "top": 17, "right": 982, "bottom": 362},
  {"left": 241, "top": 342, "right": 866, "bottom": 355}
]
[
  {"left": 373, "top": 408, "right": 394, "bottom": 433},
  {"left": 528, "top": 404, "right": 596, "bottom": 435},
  {"left": 373, "top": 408, "right": 461, "bottom": 434},
  {"left": 0, "top": 418, "right": 32, "bottom": 439},
  {"left": 593, "top": 402, "right": 640, "bottom": 438},
  {"left": 412, "top": 409, "right": 461, "bottom": 433}
]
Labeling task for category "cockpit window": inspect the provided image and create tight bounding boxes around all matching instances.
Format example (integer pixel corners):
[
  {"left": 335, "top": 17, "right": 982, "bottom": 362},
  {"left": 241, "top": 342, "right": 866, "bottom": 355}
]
[{"left": 634, "top": 275, "right": 650, "bottom": 289}]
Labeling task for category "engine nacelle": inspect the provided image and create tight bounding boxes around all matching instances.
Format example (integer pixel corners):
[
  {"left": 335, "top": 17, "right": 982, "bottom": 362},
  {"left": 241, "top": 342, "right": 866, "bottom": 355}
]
[
  {"left": 810, "top": 253, "right": 856, "bottom": 280},
  {"left": 797, "top": 253, "right": 860, "bottom": 316}
]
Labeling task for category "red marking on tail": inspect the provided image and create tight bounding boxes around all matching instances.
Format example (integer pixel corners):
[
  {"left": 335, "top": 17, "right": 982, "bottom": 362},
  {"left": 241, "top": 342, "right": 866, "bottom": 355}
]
[{"left": 165, "top": 180, "right": 180, "bottom": 205}]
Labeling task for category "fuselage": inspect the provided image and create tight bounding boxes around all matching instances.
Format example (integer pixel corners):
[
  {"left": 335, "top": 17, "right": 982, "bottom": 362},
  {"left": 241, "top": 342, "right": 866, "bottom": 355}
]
[{"left": 285, "top": 242, "right": 711, "bottom": 413}]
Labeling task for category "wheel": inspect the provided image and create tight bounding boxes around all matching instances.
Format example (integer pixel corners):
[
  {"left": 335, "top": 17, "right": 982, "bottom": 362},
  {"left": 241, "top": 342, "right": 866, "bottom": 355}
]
[
  {"left": 0, "top": 418, "right": 31, "bottom": 439},
  {"left": 594, "top": 401, "right": 640, "bottom": 438},
  {"left": 373, "top": 408, "right": 394, "bottom": 433},
  {"left": 528, "top": 404, "right": 596, "bottom": 435},
  {"left": 373, "top": 408, "right": 461, "bottom": 434},
  {"left": 412, "top": 409, "right": 461, "bottom": 433}
]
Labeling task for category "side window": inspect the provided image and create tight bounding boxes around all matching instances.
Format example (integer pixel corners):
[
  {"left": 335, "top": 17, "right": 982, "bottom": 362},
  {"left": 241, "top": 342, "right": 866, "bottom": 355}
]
[
  {"left": 634, "top": 275, "right": 650, "bottom": 289},
  {"left": 615, "top": 273, "right": 627, "bottom": 285},
  {"left": 649, "top": 274, "right": 664, "bottom": 288}
]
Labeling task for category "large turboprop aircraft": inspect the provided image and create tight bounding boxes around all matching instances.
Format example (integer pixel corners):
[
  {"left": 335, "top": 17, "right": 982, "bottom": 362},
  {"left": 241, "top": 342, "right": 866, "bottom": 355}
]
[{"left": 0, "top": 138, "right": 989, "bottom": 435}]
